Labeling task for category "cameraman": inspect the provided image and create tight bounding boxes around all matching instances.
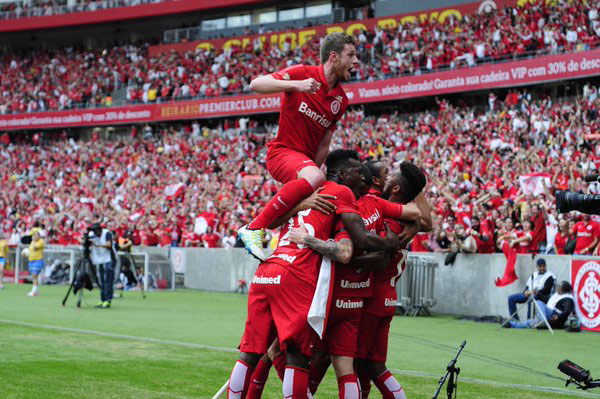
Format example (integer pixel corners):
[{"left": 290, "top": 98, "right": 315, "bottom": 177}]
[{"left": 88, "top": 223, "right": 115, "bottom": 309}]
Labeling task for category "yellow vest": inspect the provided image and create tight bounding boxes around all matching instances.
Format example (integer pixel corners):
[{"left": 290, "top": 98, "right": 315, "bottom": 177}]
[
  {"left": 28, "top": 239, "right": 44, "bottom": 261},
  {"left": 0, "top": 239, "right": 7, "bottom": 258}
]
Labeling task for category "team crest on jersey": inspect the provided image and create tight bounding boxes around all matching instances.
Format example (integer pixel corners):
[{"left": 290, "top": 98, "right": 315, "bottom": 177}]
[
  {"left": 282, "top": 73, "right": 290, "bottom": 80},
  {"left": 331, "top": 99, "right": 341, "bottom": 114}
]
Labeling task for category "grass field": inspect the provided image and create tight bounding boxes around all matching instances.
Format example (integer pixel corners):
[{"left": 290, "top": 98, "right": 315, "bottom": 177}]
[{"left": 1, "top": 284, "right": 599, "bottom": 399}]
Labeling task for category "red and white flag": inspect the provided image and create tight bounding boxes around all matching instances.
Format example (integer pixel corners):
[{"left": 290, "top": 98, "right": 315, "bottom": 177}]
[
  {"left": 164, "top": 183, "right": 185, "bottom": 200},
  {"left": 518, "top": 173, "right": 551, "bottom": 196},
  {"left": 495, "top": 241, "right": 518, "bottom": 287}
]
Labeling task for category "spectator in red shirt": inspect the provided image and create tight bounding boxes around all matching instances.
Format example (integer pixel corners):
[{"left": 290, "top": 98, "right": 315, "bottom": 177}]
[
  {"left": 572, "top": 215, "right": 600, "bottom": 255},
  {"left": 202, "top": 226, "right": 221, "bottom": 248}
]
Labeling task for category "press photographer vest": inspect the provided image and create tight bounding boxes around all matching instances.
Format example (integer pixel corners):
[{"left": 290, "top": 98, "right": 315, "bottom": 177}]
[{"left": 90, "top": 229, "right": 113, "bottom": 265}]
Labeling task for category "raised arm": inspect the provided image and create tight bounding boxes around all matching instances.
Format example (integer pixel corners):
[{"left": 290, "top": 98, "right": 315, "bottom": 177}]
[{"left": 249, "top": 74, "right": 320, "bottom": 94}]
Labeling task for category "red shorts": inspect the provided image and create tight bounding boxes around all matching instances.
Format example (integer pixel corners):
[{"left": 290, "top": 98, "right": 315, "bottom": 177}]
[
  {"left": 239, "top": 262, "right": 318, "bottom": 357},
  {"left": 356, "top": 311, "right": 393, "bottom": 362},
  {"left": 266, "top": 146, "right": 318, "bottom": 184},
  {"left": 318, "top": 296, "right": 363, "bottom": 357}
]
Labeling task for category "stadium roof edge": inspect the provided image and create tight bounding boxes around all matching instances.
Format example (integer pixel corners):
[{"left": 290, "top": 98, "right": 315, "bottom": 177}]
[{"left": 0, "top": 0, "right": 268, "bottom": 33}]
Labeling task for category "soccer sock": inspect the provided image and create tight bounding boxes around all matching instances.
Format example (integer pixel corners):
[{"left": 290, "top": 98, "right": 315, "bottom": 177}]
[
  {"left": 337, "top": 374, "right": 360, "bottom": 399},
  {"left": 248, "top": 178, "right": 314, "bottom": 230},
  {"left": 272, "top": 352, "right": 287, "bottom": 381},
  {"left": 247, "top": 357, "right": 272, "bottom": 399},
  {"left": 32, "top": 284, "right": 39, "bottom": 294},
  {"left": 356, "top": 363, "right": 372, "bottom": 398},
  {"left": 227, "top": 360, "right": 254, "bottom": 399},
  {"left": 308, "top": 360, "right": 329, "bottom": 394},
  {"left": 374, "top": 370, "right": 406, "bottom": 399},
  {"left": 283, "top": 366, "right": 310, "bottom": 399}
]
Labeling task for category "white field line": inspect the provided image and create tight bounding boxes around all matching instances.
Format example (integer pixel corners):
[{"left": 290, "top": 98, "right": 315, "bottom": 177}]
[{"left": 1, "top": 318, "right": 599, "bottom": 398}]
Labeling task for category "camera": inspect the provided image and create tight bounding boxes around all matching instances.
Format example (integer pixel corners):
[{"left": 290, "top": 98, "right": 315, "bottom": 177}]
[
  {"left": 555, "top": 174, "right": 600, "bottom": 215},
  {"left": 556, "top": 191, "right": 600, "bottom": 215}
]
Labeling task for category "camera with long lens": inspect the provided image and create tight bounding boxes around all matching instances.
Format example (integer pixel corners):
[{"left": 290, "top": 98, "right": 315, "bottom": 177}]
[
  {"left": 556, "top": 174, "right": 600, "bottom": 215},
  {"left": 558, "top": 360, "right": 600, "bottom": 390}
]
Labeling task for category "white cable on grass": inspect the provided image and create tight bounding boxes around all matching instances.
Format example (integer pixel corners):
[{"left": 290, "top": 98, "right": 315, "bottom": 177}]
[{"left": 211, "top": 379, "right": 229, "bottom": 399}]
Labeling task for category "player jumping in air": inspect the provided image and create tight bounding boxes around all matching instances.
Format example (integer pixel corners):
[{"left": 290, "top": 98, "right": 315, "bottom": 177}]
[{"left": 237, "top": 32, "right": 358, "bottom": 261}]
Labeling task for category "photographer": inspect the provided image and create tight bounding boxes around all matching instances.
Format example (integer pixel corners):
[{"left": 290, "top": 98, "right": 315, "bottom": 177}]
[{"left": 88, "top": 223, "right": 115, "bottom": 309}]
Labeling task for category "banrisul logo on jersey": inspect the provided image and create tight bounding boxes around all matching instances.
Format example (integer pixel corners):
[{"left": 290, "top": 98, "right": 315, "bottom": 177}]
[{"left": 572, "top": 259, "right": 600, "bottom": 332}]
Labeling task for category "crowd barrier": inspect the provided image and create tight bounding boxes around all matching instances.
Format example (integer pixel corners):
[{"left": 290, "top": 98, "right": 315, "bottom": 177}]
[
  {"left": 181, "top": 249, "right": 596, "bottom": 319},
  {"left": 4, "top": 245, "right": 596, "bottom": 319}
]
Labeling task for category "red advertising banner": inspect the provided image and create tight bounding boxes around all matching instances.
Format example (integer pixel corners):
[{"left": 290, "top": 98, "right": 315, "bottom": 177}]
[
  {"left": 149, "top": 0, "right": 519, "bottom": 56},
  {"left": 3, "top": 47, "right": 600, "bottom": 131},
  {"left": 571, "top": 258, "right": 600, "bottom": 333},
  {"left": 0, "top": 94, "right": 282, "bottom": 131},
  {"left": 342, "top": 48, "right": 600, "bottom": 104}
]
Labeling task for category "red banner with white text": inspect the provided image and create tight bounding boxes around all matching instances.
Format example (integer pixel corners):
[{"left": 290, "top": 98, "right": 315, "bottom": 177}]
[{"left": 3, "top": 48, "right": 600, "bottom": 131}]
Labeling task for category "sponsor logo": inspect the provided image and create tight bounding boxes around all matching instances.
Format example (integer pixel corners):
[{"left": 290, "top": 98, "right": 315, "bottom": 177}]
[
  {"left": 385, "top": 298, "right": 397, "bottom": 307},
  {"left": 283, "top": 73, "right": 290, "bottom": 80},
  {"left": 298, "top": 101, "right": 332, "bottom": 128},
  {"left": 275, "top": 253, "right": 297, "bottom": 264},
  {"left": 277, "top": 196, "right": 288, "bottom": 207},
  {"left": 331, "top": 99, "right": 341, "bottom": 114},
  {"left": 574, "top": 261, "right": 600, "bottom": 328},
  {"left": 362, "top": 209, "right": 381, "bottom": 228},
  {"left": 252, "top": 275, "right": 282, "bottom": 285},
  {"left": 335, "top": 299, "right": 363, "bottom": 309},
  {"left": 340, "top": 278, "right": 370, "bottom": 289}
]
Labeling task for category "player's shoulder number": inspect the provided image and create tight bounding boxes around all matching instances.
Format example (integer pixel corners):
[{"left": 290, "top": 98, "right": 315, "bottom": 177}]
[{"left": 279, "top": 209, "right": 316, "bottom": 249}]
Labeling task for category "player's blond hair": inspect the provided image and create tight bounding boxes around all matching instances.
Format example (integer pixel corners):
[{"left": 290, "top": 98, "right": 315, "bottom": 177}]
[{"left": 320, "top": 32, "right": 355, "bottom": 64}]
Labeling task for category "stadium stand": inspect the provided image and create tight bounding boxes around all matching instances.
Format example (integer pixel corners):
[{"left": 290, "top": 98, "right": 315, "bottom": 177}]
[
  {"left": 1, "top": 88, "right": 598, "bottom": 253},
  {"left": 2, "top": 1, "right": 600, "bottom": 113}
]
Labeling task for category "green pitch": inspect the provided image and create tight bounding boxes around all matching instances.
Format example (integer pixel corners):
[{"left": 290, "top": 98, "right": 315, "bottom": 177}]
[{"left": 0, "top": 284, "right": 599, "bottom": 399}]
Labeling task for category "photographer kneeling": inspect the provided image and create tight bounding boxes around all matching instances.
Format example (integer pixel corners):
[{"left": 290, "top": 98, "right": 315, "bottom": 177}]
[{"left": 88, "top": 223, "right": 115, "bottom": 309}]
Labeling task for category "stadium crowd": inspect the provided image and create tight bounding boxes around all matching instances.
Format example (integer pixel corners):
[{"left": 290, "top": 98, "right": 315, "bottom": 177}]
[
  {"left": 1, "top": 87, "right": 599, "bottom": 254},
  {"left": 2, "top": 1, "right": 600, "bottom": 113},
  {"left": 0, "top": 0, "right": 170, "bottom": 19}
]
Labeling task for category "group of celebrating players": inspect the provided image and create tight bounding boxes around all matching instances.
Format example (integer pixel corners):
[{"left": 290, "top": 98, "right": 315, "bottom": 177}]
[{"left": 227, "top": 33, "right": 433, "bottom": 399}]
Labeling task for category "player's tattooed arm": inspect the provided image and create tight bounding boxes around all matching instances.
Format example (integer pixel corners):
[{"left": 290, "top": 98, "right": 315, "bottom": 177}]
[{"left": 288, "top": 225, "right": 353, "bottom": 264}]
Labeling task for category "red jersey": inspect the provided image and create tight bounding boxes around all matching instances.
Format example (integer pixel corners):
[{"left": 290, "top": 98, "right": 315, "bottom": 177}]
[
  {"left": 269, "top": 64, "right": 348, "bottom": 158},
  {"left": 266, "top": 181, "right": 359, "bottom": 285},
  {"left": 574, "top": 221, "right": 600, "bottom": 254},
  {"left": 411, "top": 232, "right": 430, "bottom": 252},
  {"left": 515, "top": 230, "right": 533, "bottom": 254},
  {"left": 332, "top": 194, "right": 404, "bottom": 299},
  {"left": 554, "top": 232, "right": 568, "bottom": 255},
  {"left": 365, "top": 219, "right": 408, "bottom": 316},
  {"left": 202, "top": 233, "right": 220, "bottom": 248}
]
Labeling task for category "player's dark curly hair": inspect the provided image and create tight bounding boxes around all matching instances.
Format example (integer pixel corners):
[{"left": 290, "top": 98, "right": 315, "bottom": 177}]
[
  {"left": 396, "top": 161, "right": 427, "bottom": 203},
  {"left": 325, "top": 149, "right": 359, "bottom": 179}
]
